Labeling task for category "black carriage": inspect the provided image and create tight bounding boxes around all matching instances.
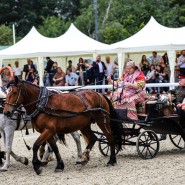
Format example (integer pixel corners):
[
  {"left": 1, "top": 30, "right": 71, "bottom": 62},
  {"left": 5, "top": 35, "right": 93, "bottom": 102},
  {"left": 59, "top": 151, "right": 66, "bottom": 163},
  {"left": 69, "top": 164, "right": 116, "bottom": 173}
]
[{"left": 96, "top": 98, "right": 185, "bottom": 159}]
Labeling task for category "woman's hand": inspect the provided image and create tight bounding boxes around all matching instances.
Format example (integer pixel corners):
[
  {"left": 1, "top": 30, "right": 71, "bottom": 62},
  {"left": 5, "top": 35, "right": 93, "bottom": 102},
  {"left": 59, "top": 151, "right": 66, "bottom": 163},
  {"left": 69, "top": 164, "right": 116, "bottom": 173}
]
[{"left": 124, "top": 82, "right": 132, "bottom": 87}]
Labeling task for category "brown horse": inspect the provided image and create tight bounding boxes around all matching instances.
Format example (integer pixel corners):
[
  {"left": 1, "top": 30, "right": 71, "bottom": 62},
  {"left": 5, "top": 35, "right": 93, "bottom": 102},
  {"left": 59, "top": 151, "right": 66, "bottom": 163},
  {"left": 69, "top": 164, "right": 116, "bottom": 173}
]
[{"left": 4, "top": 77, "right": 123, "bottom": 175}]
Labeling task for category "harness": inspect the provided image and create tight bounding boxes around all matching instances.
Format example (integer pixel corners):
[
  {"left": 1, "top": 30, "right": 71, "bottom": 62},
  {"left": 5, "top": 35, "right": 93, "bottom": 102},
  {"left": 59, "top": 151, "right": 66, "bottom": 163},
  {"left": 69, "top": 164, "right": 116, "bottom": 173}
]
[{"left": 6, "top": 81, "right": 109, "bottom": 120}]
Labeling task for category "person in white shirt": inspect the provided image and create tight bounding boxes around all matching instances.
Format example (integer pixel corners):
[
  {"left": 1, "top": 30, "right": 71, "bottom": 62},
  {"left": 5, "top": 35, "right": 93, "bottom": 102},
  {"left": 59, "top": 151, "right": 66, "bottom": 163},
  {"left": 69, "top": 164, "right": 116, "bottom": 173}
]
[
  {"left": 13, "top": 61, "right": 22, "bottom": 80},
  {"left": 105, "top": 56, "right": 115, "bottom": 93}
]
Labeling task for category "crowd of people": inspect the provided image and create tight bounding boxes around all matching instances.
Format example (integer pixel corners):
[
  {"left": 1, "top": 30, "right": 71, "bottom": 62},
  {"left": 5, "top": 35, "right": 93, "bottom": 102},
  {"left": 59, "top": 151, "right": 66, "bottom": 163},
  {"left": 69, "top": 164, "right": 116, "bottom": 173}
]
[
  {"left": 140, "top": 51, "right": 170, "bottom": 94},
  {"left": 1, "top": 50, "right": 185, "bottom": 96},
  {"left": 43, "top": 55, "right": 118, "bottom": 94}
]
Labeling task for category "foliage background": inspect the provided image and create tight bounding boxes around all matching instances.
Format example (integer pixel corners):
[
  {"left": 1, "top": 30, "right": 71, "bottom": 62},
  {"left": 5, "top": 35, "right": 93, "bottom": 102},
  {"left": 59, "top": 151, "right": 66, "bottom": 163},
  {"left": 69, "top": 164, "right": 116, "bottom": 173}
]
[{"left": 0, "top": 0, "right": 184, "bottom": 45}]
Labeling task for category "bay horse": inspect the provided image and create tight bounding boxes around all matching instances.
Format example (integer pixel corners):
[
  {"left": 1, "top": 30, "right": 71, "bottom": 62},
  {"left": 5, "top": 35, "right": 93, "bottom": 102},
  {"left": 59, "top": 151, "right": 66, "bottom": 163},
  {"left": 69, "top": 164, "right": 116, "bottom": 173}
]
[
  {"left": 0, "top": 88, "right": 83, "bottom": 171},
  {"left": 4, "top": 77, "right": 122, "bottom": 175}
]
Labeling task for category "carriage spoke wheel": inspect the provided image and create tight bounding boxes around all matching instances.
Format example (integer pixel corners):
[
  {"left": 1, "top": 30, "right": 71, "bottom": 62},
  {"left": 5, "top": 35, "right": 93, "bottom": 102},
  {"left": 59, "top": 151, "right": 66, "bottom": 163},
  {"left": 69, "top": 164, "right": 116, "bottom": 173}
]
[
  {"left": 169, "top": 134, "right": 185, "bottom": 149},
  {"left": 98, "top": 135, "right": 120, "bottom": 156},
  {"left": 136, "top": 130, "right": 159, "bottom": 159}
]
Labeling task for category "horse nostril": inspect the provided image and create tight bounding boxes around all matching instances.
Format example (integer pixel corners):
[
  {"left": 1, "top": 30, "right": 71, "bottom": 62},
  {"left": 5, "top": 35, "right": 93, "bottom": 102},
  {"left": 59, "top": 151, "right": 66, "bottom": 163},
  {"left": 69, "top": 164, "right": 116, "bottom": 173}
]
[{"left": 4, "top": 110, "right": 12, "bottom": 116}]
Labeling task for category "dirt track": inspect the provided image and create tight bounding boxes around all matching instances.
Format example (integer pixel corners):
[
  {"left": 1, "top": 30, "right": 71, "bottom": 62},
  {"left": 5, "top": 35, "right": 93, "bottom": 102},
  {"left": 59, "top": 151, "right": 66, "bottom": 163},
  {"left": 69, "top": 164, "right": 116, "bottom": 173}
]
[{"left": 0, "top": 128, "right": 185, "bottom": 185}]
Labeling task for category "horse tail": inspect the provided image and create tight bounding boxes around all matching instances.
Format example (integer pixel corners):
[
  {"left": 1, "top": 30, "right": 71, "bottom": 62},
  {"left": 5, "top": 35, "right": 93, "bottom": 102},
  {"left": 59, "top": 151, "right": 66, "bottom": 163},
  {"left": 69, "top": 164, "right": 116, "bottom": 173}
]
[
  {"left": 103, "top": 95, "right": 123, "bottom": 150},
  {"left": 57, "top": 133, "right": 67, "bottom": 146}
]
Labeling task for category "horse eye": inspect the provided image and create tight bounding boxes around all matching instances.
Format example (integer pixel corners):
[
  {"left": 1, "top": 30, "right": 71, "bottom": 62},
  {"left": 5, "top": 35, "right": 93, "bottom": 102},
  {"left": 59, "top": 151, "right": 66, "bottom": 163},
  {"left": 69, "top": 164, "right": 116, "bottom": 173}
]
[{"left": 13, "top": 91, "right": 17, "bottom": 95}]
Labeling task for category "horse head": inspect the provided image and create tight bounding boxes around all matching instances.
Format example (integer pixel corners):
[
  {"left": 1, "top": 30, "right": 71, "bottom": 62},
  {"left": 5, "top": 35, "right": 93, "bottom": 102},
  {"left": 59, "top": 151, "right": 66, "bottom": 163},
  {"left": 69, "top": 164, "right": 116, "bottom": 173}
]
[{"left": 3, "top": 76, "right": 24, "bottom": 117}]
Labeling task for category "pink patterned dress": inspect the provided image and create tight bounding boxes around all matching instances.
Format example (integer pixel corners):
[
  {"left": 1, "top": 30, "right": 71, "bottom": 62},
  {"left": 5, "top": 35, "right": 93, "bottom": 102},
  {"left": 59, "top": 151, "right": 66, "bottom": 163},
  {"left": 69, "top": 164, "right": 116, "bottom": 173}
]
[{"left": 112, "top": 69, "right": 147, "bottom": 120}]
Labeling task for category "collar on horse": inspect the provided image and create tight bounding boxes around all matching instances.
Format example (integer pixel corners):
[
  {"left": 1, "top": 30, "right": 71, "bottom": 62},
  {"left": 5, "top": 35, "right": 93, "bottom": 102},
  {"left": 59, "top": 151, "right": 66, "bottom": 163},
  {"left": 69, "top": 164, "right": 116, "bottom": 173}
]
[{"left": 28, "top": 87, "right": 49, "bottom": 118}]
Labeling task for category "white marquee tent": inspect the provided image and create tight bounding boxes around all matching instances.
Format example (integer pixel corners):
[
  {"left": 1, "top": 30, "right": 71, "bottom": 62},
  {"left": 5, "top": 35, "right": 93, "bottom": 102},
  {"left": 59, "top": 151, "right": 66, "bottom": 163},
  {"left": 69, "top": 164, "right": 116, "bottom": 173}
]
[
  {"left": 105, "top": 16, "right": 185, "bottom": 82},
  {"left": 0, "top": 24, "right": 109, "bottom": 85}
]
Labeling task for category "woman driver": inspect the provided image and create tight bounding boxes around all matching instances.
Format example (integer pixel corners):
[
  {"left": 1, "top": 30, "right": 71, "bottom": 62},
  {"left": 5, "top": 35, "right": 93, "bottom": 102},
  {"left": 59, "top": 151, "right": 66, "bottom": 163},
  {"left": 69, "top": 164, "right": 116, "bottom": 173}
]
[{"left": 107, "top": 60, "right": 147, "bottom": 120}]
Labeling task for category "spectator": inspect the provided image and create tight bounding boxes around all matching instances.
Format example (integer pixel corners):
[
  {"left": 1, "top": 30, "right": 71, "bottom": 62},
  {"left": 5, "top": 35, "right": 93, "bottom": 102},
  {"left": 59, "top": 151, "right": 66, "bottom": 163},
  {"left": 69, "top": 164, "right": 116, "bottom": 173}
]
[
  {"left": 49, "top": 62, "right": 58, "bottom": 86},
  {"left": 139, "top": 55, "right": 150, "bottom": 75},
  {"left": 26, "top": 68, "right": 36, "bottom": 83},
  {"left": 2, "top": 69, "right": 13, "bottom": 92},
  {"left": 148, "top": 51, "right": 160, "bottom": 66},
  {"left": 160, "top": 57, "right": 170, "bottom": 82},
  {"left": 177, "top": 50, "right": 185, "bottom": 76},
  {"left": 105, "top": 56, "right": 115, "bottom": 93},
  {"left": 162, "top": 52, "right": 169, "bottom": 66},
  {"left": 45, "top": 57, "right": 54, "bottom": 86},
  {"left": 67, "top": 60, "right": 76, "bottom": 73},
  {"left": 92, "top": 55, "right": 106, "bottom": 93},
  {"left": 84, "top": 61, "right": 94, "bottom": 85},
  {"left": 155, "top": 65, "right": 168, "bottom": 93},
  {"left": 23, "top": 59, "right": 36, "bottom": 79},
  {"left": 146, "top": 64, "right": 156, "bottom": 93},
  {"left": 53, "top": 67, "right": 66, "bottom": 86},
  {"left": 13, "top": 61, "right": 23, "bottom": 80},
  {"left": 76, "top": 58, "right": 85, "bottom": 85},
  {"left": 65, "top": 68, "right": 79, "bottom": 86}
]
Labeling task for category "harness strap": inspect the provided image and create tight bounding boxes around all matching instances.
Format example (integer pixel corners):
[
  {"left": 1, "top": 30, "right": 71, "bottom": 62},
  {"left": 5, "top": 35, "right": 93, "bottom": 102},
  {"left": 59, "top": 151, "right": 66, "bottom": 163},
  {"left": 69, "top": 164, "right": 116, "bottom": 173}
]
[
  {"left": 71, "top": 92, "right": 88, "bottom": 109},
  {"left": 28, "top": 87, "right": 49, "bottom": 118}
]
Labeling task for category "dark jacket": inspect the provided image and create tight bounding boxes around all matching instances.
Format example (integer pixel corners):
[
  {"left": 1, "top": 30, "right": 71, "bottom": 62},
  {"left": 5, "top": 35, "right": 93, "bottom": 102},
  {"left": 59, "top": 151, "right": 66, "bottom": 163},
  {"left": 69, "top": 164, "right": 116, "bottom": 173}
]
[
  {"left": 45, "top": 59, "right": 54, "bottom": 73},
  {"left": 92, "top": 61, "right": 106, "bottom": 77},
  {"left": 23, "top": 64, "right": 36, "bottom": 78}
]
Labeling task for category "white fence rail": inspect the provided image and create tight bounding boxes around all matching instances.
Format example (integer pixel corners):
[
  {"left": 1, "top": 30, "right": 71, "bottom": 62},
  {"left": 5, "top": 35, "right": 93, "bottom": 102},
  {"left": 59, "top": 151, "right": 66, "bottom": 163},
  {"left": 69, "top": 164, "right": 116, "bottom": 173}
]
[{"left": 47, "top": 83, "right": 179, "bottom": 91}]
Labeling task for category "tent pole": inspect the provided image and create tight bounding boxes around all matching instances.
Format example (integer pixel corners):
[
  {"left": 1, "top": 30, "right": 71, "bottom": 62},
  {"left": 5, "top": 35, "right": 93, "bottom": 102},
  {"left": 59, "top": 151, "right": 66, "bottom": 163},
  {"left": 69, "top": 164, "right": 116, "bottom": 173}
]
[
  {"left": 118, "top": 52, "right": 125, "bottom": 78},
  {"left": 38, "top": 56, "right": 44, "bottom": 86},
  {"left": 167, "top": 50, "right": 176, "bottom": 85}
]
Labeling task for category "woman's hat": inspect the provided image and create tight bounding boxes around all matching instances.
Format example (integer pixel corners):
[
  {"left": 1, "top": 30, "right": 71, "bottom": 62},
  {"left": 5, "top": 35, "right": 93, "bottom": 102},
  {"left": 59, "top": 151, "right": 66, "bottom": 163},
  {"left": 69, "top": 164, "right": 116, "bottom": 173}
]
[{"left": 126, "top": 60, "right": 135, "bottom": 68}]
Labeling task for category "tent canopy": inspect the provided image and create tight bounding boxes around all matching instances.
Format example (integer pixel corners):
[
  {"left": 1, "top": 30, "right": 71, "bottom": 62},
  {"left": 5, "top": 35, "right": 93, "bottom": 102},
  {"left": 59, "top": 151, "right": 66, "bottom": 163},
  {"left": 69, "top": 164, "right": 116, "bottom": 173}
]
[
  {"left": 108, "top": 16, "right": 185, "bottom": 53},
  {"left": 0, "top": 24, "right": 109, "bottom": 59}
]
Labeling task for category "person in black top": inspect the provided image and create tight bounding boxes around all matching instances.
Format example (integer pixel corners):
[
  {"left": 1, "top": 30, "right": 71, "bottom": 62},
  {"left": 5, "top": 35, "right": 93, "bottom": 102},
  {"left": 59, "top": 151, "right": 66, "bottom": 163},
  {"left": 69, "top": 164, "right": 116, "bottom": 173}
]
[
  {"left": 92, "top": 55, "right": 106, "bottom": 93},
  {"left": 23, "top": 59, "right": 36, "bottom": 79},
  {"left": 45, "top": 57, "right": 54, "bottom": 86}
]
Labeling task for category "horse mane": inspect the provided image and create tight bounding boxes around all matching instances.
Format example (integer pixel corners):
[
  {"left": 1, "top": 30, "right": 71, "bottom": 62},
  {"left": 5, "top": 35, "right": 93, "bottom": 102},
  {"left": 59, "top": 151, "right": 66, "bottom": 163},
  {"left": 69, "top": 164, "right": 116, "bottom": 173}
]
[{"left": 7, "top": 79, "right": 40, "bottom": 89}]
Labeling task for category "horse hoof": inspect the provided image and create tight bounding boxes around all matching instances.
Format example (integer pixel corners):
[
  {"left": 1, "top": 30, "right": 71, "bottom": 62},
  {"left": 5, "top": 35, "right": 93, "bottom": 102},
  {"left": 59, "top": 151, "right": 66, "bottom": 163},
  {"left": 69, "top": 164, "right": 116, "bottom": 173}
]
[
  {"left": 23, "top": 158, "right": 29, "bottom": 165},
  {"left": 54, "top": 168, "right": 63, "bottom": 173},
  {"left": 75, "top": 161, "right": 82, "bottom": 165},
  {"left": 107, "top": 160, "right": 117, "bottom": 166},
  {"left": 35, "top": 168, "right": 42, "bottom": 175},
  {"left": 41, "top": 162, "right": 48, "bottom": 166},
  {"left": 0, "top": 167, "right": 8, "bottom": 172}
]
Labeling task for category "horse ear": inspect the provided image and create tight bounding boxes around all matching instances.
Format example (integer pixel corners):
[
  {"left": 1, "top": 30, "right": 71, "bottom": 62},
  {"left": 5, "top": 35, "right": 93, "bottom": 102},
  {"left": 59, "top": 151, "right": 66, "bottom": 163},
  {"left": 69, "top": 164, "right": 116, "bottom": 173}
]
[{"left": 14, "top": 76, "right": 19, "bottom": 84}]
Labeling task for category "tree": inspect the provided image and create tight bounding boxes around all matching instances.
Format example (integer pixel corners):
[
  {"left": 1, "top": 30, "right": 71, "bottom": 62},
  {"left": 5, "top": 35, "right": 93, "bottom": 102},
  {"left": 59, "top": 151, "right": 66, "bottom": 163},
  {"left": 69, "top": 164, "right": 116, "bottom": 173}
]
[
  {"left": 38, "top": 16, "right": 70, "bottom": 37},
  {"left": 0, "top": 25, "right": 13, "bottom": 45}
]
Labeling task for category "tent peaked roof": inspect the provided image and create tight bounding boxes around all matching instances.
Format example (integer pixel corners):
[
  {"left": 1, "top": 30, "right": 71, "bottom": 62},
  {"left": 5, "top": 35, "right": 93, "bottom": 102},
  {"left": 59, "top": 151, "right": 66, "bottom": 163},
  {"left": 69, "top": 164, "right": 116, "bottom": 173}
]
[
  {"left": 48, "top": 23, "right": 109, "bottom": 55},
  {"left": 0, "top": 24, "right": 109, "bottom": 58},
  {"left": 0, "top": 26, "right": 51, "bottom": 58},
  {"left": 110, "top": 16, "right": 185, "bottom": 52}
]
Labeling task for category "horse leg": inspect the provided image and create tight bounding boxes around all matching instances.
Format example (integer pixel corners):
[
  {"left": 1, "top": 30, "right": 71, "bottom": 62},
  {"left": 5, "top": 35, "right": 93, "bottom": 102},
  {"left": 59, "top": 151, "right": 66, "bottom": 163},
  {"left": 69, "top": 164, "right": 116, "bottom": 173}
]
[
  {"left": 70, "top": 131, "right": 82, "bottom": 164},
  {"left": 96, "top": 120, "right": 116, "bottom": 166},
  {"left": 32, "top": 130, "right": 61, "bottom": 175},
  {"left": 0, "top": 131, "right": 5, "bottom": 166},
  {"left": 41, "top": 143, "right": 54, "bottom": 166},
  {"left": 39, "top": 142, "right": 46, "bottom": 160},
  {"left": 0, "top": 127, "right": 15, "bottom": 171},
  {"left": 47, "top": 137, "right": 64, "bottom": 173},
  {"left": 80, "top": 126, "right": 97, "bottom": 165},
  {"left": 10, "top": 151, "right": 29, "bottom": 166}
]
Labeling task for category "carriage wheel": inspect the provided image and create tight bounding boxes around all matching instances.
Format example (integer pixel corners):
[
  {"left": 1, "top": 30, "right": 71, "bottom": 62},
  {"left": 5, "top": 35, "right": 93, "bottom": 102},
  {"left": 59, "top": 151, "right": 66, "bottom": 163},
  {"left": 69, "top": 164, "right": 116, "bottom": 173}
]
[
  {"left": 169, "top": 134, "right": 185, "bottom": 149},
  {"left": 98, "top": 135, "right": 120, "bottom": 156},
  {"left": 136, "top": 130, "right": 159, "bottom": 159}
]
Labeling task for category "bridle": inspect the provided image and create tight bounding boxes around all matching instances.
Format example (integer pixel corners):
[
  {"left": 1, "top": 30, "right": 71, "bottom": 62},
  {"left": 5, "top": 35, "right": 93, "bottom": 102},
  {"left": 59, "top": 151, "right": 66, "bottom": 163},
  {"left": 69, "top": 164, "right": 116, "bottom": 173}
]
[{"left": 5, "top": 85, "right": 23, "bottom": 109}]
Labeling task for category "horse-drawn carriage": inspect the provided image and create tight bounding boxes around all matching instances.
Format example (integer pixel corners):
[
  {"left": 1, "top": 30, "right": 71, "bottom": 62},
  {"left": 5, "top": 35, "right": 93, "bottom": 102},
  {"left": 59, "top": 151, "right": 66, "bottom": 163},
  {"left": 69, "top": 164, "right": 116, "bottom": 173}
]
[{"left": 96, "top": 96, "right": 185, "bottom": 159}]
